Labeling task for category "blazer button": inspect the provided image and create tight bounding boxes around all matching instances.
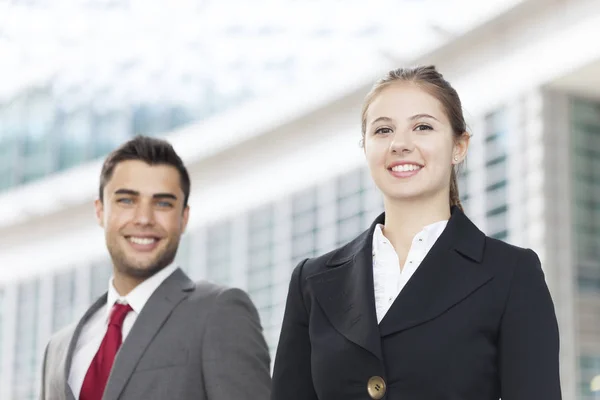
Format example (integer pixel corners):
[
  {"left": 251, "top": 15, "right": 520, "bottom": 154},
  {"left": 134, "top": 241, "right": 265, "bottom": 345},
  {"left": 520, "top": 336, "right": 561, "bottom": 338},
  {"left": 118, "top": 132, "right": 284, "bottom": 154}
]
[{"left": 367, "top": 376, "right": 386, "bottom": 399}]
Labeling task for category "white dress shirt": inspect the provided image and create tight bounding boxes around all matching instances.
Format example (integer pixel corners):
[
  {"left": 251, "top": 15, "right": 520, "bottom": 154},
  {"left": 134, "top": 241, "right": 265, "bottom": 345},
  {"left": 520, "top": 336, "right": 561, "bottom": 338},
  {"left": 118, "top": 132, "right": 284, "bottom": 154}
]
[
  {"left": 372, "top": 220, "right": 448, "bottom": 323},
  {"left": 68, "top": 263, "right": 178, "bottom": 399}
]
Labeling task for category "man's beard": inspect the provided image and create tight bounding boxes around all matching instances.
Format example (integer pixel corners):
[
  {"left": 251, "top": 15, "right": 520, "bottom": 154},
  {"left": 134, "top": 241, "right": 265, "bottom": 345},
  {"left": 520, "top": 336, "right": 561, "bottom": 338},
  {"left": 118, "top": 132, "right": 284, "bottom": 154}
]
[{"left": 108, "top": 237, "right": 179, "bottom": 280}]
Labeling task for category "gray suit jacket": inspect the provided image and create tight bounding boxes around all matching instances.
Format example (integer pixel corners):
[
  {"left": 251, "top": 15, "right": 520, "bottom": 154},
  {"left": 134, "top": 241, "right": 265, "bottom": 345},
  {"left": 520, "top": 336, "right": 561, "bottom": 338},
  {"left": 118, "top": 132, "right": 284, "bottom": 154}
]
[{"left": 40, "top": 268, "right": 271, "bottom": 400}]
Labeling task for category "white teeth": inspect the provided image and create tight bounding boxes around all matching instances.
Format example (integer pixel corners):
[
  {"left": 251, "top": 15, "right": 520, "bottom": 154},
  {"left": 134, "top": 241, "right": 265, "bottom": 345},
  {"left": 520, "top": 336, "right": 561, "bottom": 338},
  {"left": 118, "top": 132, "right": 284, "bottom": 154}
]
[
  {"left": 391, "top": 164, "right": 421, "bottom": 172},
  {"left": 129, "top": 237, "right": 157, "bottom": 245}
]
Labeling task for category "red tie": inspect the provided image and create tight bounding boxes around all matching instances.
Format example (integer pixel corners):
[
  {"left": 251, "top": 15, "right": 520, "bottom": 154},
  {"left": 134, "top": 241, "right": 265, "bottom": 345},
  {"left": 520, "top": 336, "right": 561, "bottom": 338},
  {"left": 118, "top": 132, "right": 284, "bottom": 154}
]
[{"left": 80, "top": 302, "right": 132, "bottom": 400}]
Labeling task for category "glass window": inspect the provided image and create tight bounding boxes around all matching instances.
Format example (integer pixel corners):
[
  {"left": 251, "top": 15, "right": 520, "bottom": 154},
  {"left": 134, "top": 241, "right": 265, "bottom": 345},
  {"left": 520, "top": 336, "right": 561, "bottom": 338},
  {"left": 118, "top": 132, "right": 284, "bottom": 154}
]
[
  {"left": 485, "top": 184, "right": 507, "bottom": 212},
  {"left": 291, "top": 188, "right": 318, "bottom": 264},
  {"left": 579, "top": 355, "right": 600, "bottom": 399},
  {"left": 57, "top": 109, "right": 92, "bottom": 170},
  {"left": 246, "top": 206, "right": 276, "bottom": 353},
  {"left": 0, "top": 95, "right": 26, "bottom": 149},
  {"left": 13, "top": 279, "right": 40, "bottom": 400},
  {"left": 24, "top": 89, "right": 55, "bottom": 150},
  {"left": 21, "top": 89, "right": 55, "bottom": 183},
  {"left": 571, "top": 98, "right": 600, "bottom": 294},
  {"left": 52, "top": 269, "right": 76, "bottom": 332},
  {"left": 247, "top": 206, "right": 274, "bottom": 296},
  {"left": 169, "top": 105, "right": 193, "bottom": 130},
  {"left": 0, "top": 168, "right": 15, "bottom": 191},
  {"left": 338, "top": 195, "right": 362, "bottom": 220},
  {"left": 1, "top": 95, "right": 27, "bottom": 188},
  {"left": 0, "top": 288, "right": 3, "bottom": 379},
  {"left": 336, "top": 169, "right": 367, "bottom": 246},
  {"left": 131, "top": 104, "right": 171, "bottom": 137},
  {"left": 484, "top": 108, "right": 509, "bottom": 240},
  {"left": 576, "top": 235, "right": 600, "bottom": 261},
  {"left": 486, "top": 180, "right": 507, "bottom": 192},
  {"left": 337, "top": 168, "right": 363, "bottom": 198},
  {"left": 182, "top": 230, "right": 207, "bottom": 280},
  {"left": 175, "top": 233, "right": 192, "bottom": 274},
  {"left": 338, "top": 214, "right": 363, "bottom": 245},
  {"left": 0, "top": 99, "right": 22, "bottom": 191},
  {"left": 487, "top": 205, "right": 508, "bottom": 217},
  {"left": 206, "top": 221, "right": 233, "bottom": 286},
  {"left": 90, "top": 261, "right": 112, "bottom": 301},
  {"left": 91, "top": 111, "right": 131, "bottom": 158}
]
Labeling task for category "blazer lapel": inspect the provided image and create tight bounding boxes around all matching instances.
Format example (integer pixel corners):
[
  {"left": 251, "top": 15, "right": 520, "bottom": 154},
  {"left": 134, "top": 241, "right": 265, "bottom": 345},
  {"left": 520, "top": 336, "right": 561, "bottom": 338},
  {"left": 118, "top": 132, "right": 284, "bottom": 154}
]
[
  {"left": 308, "top": 215, "right": 384, "bottom": 361},
  {"left": 102, "top": 268, "right": 195, "bottom": 400},
  {"left": 64, "top": 293, "right": 108, "bottom": 400},
  {"left": 378, "top": 207, "right": 494, "bottom": 337}
]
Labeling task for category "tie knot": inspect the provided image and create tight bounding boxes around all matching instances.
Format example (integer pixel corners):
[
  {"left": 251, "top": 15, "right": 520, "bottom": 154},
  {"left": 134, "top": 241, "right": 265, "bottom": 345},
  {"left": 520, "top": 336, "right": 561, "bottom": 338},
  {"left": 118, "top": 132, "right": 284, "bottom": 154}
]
[{"left": 109, "top": 302, "right": 132, "bottom": 328}]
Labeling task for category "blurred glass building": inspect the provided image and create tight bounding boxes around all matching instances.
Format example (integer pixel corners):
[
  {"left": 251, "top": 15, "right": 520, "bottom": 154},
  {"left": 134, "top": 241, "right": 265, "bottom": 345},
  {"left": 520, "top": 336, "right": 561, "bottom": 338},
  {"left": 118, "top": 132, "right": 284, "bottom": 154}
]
[{"left": 1, "top": 0, "right": 600, "bottom": 399}]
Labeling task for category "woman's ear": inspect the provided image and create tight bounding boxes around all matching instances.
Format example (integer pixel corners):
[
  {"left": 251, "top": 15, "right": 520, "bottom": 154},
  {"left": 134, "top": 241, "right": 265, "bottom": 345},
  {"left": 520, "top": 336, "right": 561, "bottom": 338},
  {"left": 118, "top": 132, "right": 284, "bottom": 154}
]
[{"left": 452, "top": 132, "right": 470, "bottom": 164}]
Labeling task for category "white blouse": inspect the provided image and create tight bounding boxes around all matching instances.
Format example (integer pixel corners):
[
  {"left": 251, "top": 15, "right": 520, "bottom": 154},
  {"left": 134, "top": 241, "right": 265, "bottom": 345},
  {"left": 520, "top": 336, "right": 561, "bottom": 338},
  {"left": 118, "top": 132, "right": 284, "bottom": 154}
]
[{"left": 372, "top": 220, "right": 448, "bottom": 323}]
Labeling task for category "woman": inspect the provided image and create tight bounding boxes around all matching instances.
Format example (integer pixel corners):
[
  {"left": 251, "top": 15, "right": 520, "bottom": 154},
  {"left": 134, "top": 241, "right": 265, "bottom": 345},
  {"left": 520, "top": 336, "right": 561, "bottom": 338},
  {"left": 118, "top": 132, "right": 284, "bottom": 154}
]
[{"left": 271, "top": 66, "right": 561, "bottom": 400}]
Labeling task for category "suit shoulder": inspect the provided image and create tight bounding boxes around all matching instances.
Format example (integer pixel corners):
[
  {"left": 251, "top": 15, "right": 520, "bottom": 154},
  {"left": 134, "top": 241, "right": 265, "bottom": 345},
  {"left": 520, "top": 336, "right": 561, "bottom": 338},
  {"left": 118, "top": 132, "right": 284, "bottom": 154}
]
[
  {"left": 483, "top": 236, "right": 541, "bottom": 274},
  {"left": 297, "top": 239, "right": 355, "bottom": 279},
  {"left": 186, "top": 281, "right": 261, "bottom": 327},
  {"left": 302, "top": 247, "right": 339, "bottom": 275},
  {"left": 188, "top": 280, "right": 253, "bottom": 304},
  {"left": 484, "top": 236, "right": 536, "bottom": 258},
  {"left": 50, "top": 321, "right": 77, "bottom": 341},
  {"left": 46, "top": 321, "right": 77, "bottom": 353},
  {"left": 298, "top": 233, "right": 367, "bottom": 279},
  {"left": 192, "top": 279, "right": 227, "bottom": 295}
]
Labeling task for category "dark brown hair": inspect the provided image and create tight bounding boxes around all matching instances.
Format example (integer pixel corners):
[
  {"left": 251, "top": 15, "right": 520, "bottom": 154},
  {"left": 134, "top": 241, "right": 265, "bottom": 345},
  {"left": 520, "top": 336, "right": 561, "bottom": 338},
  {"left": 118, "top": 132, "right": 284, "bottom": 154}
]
[
  {"left": 99, "top": 135, "right": 191, "bottom": 207},
  {"left": 361, "top": 65, "right": 468, "bottom": 211}
]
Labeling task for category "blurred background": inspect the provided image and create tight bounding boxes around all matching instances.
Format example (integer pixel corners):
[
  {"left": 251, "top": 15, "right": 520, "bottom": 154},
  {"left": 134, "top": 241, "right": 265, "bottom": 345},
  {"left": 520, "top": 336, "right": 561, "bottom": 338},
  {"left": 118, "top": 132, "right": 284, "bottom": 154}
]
[{"left": 0, "top": 0, "right": 599, "bottom": 398}]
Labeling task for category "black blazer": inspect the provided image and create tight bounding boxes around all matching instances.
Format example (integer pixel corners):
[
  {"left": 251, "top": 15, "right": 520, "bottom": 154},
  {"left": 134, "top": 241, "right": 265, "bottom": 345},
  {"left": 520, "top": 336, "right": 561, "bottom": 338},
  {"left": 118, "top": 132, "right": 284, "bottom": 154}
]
[{"left": 271, "top": 207, "right": 561, "bottom": 400}]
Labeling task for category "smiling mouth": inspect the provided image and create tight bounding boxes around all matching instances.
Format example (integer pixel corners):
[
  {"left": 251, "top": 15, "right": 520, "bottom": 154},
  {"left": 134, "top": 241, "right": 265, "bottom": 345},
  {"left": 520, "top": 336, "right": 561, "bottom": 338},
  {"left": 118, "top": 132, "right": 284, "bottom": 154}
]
[
  {"left": 123, "top": 236, "right": 162, "bottom": 253},
  {"left": 389, "top": 164, "right": 423, "bottom": 172},
  {"left": 127, "top": 236, "right": 159, "bottom": 245}
]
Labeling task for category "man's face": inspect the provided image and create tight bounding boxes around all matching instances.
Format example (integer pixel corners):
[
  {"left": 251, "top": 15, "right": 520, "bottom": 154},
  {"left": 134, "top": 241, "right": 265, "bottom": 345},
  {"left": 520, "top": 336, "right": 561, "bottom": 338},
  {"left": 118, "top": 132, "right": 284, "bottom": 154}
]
[{"left": 95, "top": 160, "right": 189, "bottom": 280}]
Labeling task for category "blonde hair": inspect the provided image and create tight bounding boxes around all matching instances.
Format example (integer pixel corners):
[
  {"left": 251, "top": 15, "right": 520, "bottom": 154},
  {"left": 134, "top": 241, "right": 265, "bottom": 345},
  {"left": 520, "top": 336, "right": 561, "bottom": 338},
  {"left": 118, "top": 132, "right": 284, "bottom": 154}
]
[{"left": 361, "top": 65, "right": 467, "bottom": 211}]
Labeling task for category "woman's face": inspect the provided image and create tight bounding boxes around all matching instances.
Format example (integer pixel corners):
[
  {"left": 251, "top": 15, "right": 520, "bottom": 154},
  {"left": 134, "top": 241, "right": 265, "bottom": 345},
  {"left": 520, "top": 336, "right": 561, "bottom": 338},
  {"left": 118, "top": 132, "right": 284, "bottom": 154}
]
[{"left": 363, "top": 83, "right": 468, "bottom": 203}]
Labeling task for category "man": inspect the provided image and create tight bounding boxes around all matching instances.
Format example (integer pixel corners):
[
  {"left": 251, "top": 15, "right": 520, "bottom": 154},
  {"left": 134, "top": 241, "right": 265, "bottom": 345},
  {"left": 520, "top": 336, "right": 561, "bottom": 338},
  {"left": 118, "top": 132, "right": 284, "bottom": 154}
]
[{"left": 40, "top": 136, "right": 271, "bottom": 400}]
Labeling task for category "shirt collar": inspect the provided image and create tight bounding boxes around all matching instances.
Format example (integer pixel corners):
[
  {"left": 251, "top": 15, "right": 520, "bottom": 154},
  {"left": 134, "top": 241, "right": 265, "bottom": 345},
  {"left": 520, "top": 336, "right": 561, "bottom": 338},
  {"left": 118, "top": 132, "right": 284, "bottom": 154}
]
[
  {"left": 106, "top": 262, "right": 178, "bottom": 319},
  {"left": 419, "top": 220, "right": 449, "bottom": 247},
  {"left": 373, "top": 219, "right": 449, "bottom": 257},
  {"left": 372, "top": 223, "right": 388, "bottom": 258}
]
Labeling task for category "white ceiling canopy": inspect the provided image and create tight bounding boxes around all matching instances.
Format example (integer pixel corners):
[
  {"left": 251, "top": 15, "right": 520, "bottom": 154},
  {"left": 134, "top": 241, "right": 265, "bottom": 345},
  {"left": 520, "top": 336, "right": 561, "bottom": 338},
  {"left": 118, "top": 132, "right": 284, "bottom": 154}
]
[{"left": 0, "top": 0, "right": 523, "bottom": 108}]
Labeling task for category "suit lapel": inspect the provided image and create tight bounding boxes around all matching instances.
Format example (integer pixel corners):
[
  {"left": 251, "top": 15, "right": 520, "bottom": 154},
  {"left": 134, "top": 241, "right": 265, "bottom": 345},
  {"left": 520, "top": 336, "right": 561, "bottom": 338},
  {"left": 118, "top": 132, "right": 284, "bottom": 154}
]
[
  {"left": 308, "top": 215, "right": 384, "bottom": 361},
  {"left": 102, "top": 268, "right": 195, "bottom": 400},
  {"left": 378, "top": 207, "right": 494, "bottom": 337},
  {"left": 66, "top": 385, "right": 76, "bottom": 400},
  {"left": 64, "top": 293, "right": 108, "bottom": 400}
]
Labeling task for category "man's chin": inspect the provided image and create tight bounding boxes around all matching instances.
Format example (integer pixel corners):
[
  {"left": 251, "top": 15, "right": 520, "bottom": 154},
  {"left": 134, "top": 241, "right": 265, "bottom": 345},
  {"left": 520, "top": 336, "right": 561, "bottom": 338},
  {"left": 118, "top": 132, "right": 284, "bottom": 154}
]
[
  {"left": 119, "top": 261, "right": 166, "bottom": 279},
  {"left": 109, "top": 244, "right": 178, "bottom": 281}
]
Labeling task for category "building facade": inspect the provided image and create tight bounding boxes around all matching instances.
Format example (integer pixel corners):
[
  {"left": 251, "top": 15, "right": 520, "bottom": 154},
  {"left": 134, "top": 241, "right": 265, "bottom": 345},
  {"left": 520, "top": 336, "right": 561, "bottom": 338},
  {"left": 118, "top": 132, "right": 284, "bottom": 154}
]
[{"left": 1, "top": 0, "right": 600, "bottom": 399}]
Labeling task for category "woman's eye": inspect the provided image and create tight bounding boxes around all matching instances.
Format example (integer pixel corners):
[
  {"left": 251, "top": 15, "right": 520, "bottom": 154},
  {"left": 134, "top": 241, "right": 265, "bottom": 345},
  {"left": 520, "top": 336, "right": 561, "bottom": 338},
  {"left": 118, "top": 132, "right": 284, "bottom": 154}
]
[
  {"left": 415, "top": 124, "right": 433, "bottom": 131},
  {"left": 375, "top": 127, "right": 393, "bottom": 135}
]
